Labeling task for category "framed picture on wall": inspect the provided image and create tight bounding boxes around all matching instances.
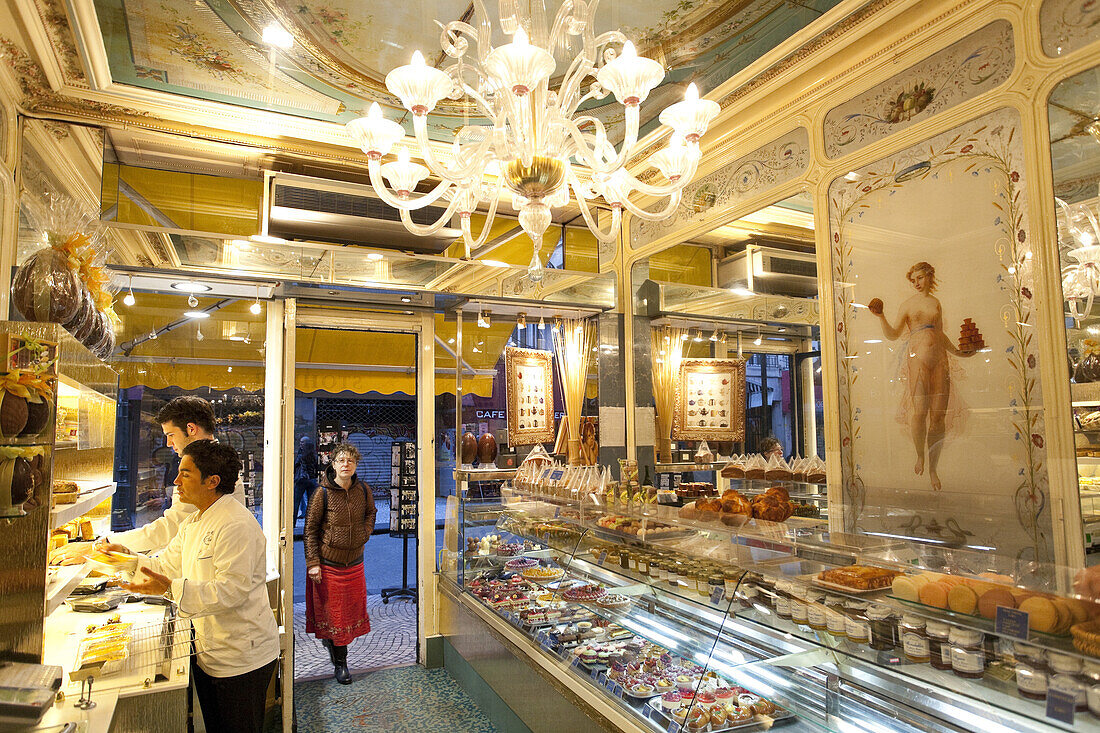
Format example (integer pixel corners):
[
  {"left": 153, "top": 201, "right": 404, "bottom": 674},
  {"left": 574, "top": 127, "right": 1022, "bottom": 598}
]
[
  {"left": 505, "top": 347, "right": 555, "bottom": 445},
  {"left": 672, "top": 358, "right": 746, "bottom": 442}
]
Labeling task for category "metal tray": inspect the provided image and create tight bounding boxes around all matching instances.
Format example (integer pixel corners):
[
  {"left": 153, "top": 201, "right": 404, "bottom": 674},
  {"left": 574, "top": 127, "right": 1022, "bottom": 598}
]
[{"left": 644, "top": 696, "right": 796, "bottom": 731}]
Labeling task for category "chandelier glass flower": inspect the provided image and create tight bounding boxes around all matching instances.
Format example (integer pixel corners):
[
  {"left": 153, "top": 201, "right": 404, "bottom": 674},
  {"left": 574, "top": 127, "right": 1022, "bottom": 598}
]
[
  {"left": 344, "top": 0, "right": 719, "bottom": 283},
  {"left": 1058, "top": 196, "right": 1100, "bottom": 323}
]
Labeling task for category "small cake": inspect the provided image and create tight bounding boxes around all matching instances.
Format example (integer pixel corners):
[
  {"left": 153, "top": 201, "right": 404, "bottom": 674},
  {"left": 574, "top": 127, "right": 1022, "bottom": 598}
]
[
  {"left": 696, "top": 691, "right": 716, "bottom": 710},
  {"left": 709, "top": 706, "right": 727, "bottom": 727},
  {"left": 714, "top": 687, "right": 735, "bottom": 706},
  {"left": 958, "top": 318, "right": 985, "bottom": 353},
  {"left": 661, "top": 691, "right": 681, "bottom": 711}
]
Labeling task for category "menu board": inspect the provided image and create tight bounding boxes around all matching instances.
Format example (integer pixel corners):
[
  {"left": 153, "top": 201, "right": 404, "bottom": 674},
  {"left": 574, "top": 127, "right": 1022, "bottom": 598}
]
[
  {"left": 505, "top": 347, "right": 555, "bottom": 445},
  {"left": 672, "top": 358, "right": 746, "bottom": 441}
]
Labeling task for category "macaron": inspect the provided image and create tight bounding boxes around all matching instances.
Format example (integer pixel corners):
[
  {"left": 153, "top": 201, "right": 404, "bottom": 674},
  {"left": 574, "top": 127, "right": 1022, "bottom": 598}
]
[
  {"left": 978, "top": 588, "right": 1016, "bottom": 619},
  {"left": 892, "top": 576, "right": 920, "bottom": 602},
  {"left": 947, "top": 584, "right": 978, "bottom": 615},
  {"left": 918, "top": 581, "right": 949, "bottom": 609},
  {"left": 1019, "top": 596, "right": 1058, "bottom": 633}
]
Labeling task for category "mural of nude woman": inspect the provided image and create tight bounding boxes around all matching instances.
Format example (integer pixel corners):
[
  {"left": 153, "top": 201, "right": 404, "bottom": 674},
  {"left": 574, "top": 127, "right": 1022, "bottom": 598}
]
[{"left": 869, "top": 262, "right": 973, "bottom": 490}]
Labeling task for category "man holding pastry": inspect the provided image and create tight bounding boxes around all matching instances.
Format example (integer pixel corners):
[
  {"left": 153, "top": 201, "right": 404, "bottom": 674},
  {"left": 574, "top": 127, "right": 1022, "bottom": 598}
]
[{"left": 105, "top": 439, "right": 279, "bottom": 733}]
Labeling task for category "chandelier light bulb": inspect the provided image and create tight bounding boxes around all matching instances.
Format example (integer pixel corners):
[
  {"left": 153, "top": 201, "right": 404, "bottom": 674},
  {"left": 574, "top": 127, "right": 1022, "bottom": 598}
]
[
  {"left": 651, "top": 133, "right": 699, "bottom": 183},
  {"left": 485, "top": 25, "right": 555, "bottom": 96},
  {"left": 659, "top": 81, "right": 721, "bottom": 142},
  {"left": 596, "top": 40, "right": 664, "bottom": 106},
  {"left": 345, "top": 102, "right": 404, "bottom": 159},
  {"left": 196, "top": 324, "right": 205, "bottom": 341},
  {"left": 754, "top": 332, "right": 762, "bottom": 347},
  {"left": 123, "top": 275, "right": 135, "bottom": 307},
  {"left": 385, "top": 50, "right": 453, "bottom": 115},
  {"left": 380, "top": 147, "right": 430, "bottom": 197}
]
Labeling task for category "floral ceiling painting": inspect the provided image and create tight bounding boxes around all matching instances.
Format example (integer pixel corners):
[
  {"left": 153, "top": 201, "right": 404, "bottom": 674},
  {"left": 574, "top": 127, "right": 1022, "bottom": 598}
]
[
  {"left": 88, "top": 0, "right": 845, "bottom": 141},
  {"left": 828, "top": 107, "right": 1053, "bottom": 570}
]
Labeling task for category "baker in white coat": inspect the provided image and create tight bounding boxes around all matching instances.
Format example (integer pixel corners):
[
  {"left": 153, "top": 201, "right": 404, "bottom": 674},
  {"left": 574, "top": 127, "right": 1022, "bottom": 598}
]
[{"left": 113, "top": 439, "right": 279, "bottom": 733}]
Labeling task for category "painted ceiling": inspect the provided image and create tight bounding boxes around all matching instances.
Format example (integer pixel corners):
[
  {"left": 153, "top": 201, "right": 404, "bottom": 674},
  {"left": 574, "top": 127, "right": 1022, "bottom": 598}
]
[
  {"left": 1049, "top": 64, "right": 1100, "bottom": 203},
  {"left": 92, "top": 0, "right": 843, "bottom": 141}
]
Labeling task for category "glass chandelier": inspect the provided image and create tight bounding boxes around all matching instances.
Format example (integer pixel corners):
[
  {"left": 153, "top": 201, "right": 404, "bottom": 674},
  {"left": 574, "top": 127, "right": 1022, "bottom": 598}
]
[
  {"left": 344, "top": 0, "right": 719, "bottom": 282},
  {"left": 1058, "top": 196, "right": 1100, "bottom": 324}
]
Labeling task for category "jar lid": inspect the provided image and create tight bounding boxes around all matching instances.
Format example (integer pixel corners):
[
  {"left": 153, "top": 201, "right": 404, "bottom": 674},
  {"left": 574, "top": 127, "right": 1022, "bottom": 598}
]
[
  {"left": 901, "top": 613, "right": 926, "bottom": 626},
  {"left": 925, "top": 620, "right": 951, "bottom": 636},
  {"left": 845, "top": 600, "right": 870, "bottom": 611},
  {"left": 948, "top": 627, "right": 983, "bottom": 645},
  {"left": 1049, "top": 652, "right": 1084, "bottom": 674},
  {"left": 867, "top": 605, "right": 894, "bottom": 620}
]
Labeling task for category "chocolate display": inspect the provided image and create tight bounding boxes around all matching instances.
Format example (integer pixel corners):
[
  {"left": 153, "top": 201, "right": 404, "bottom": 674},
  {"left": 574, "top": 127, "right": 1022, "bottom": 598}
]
[
  {"left": 82, "top": 309, "right": 107, "bottom": 351},
  {"left": 477, "top": 433, "right": 498, "bottom": 464},
  {"left": 0, "top": 390, "right": 29, "bottom": 438},
  {"left": 19, "top": 395, "right": 51, "bottom": 437},
  {"left": 62, "top": 287, "right": 97, "bottom": 342},
  {"left": 460, "top": 432, "right": 478, "bottom": 464},
  {"left": 11, "top": 247, "right": 83, "bottom": 324},
  {"left": 958, "top": 318, "right": 984, "bottom": 353},
  {"left": 0, "top": 455, "right": 34, "bottom": 517}
]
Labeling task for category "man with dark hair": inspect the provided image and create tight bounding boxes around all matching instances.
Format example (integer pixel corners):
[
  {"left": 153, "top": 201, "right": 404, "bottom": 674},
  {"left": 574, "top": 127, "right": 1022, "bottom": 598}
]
[
  {"left": 114, "top": 440, "right": 280, "bottom": 733},
  {"left": 108, "top": 395, "right": 248, "bottom": 553}
]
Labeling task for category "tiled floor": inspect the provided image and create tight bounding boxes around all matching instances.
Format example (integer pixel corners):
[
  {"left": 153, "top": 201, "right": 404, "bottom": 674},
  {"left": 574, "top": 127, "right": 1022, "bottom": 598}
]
[
  {"left": 293, "top": 595, "right": 417, "bottom": 680},
  {"left": 294, "top": 665, "right": 498, "bottom": 733}
]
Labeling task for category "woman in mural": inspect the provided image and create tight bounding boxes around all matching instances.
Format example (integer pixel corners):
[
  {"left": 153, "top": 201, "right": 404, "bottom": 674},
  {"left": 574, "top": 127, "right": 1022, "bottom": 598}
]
[{"left": 870, "top": 261, "right": 972, "bottom": 491}]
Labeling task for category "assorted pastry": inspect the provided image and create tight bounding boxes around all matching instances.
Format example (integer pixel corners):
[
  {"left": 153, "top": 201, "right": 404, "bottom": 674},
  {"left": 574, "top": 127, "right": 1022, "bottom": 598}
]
[
  {"left": 679, "top": 486, "right": 794, "bottom": 524},
  {"left": 720, "top": 454, "right": 826, "bottom": 483},
  {"left": 595, "top": 514, "right": 681, "bottom": 539},
  {"left": 817, "top": 565, "right": 901, "bottom": 591}
]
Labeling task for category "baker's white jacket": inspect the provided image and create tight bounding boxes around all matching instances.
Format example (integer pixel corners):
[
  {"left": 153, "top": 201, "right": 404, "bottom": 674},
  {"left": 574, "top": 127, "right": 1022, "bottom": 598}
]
[
  {"left": 135, "top": 494, "right": 280, "bottom": 678},
  {"left": 113, "top": 478, "right": 247, "bottom": 554}
]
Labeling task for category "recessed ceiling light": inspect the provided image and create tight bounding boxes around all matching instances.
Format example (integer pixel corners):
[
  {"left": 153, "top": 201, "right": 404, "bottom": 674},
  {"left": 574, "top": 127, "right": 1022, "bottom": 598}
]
[
  {"left": 184, "top": 310, "right": 211, "bottom": 319},
  {"left": 367, "top": 253, "right": 384, "bottom": 261},
  {"left": 172, "top": 282, "right": 211, "bottom": 293},
  {"left": 262, "top": 23, "right": 293, "bottom": 49},
  {"left": 401, "top": 296, "right": 411, "bottom": 303}
]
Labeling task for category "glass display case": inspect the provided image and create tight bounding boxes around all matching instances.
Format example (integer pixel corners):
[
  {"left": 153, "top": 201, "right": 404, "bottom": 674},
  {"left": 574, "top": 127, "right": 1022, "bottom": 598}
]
[{"left": 448, "top": 463, "right": 1100, "bottom": 732}]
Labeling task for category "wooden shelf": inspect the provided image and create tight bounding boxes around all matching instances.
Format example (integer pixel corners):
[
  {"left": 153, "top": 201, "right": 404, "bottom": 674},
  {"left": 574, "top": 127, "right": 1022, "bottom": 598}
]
[{"left": 50, "top": 482, "right": 115, "bottom": 530}]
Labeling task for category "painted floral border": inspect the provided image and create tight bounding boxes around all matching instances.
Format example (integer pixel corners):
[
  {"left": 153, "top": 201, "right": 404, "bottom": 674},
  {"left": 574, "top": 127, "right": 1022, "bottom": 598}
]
[{"left": 829, "top": 108, "right": 1050, "bottom": 565}]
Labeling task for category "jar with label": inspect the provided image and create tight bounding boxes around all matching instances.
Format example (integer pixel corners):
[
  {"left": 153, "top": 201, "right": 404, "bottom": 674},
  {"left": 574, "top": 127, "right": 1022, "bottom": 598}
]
[
  {"left": 844, "top": 601, "right": 871, "bottom": 644},
  {"left": 696, "top": 572, "right": 710, "bottom": 597},
  {"left": 755, "top": 577, "right": 776, "bottom": 609},
  {"left": 774, "top": 580, "right": 793, "bottom": 619},
  {"left": 825, "top": 596, "right": 847, "bottom": 637},
  {"left": 619, "top": 550, "right": 631, "bottom": 571},
  {"left": 1049, "top": 652, "right": 1088, "bottom": 712},
  {"left": 806, "top": 591, "right": 828, "bottom": 631},
  {"left": 926, "top": 621, "right": 952, "bottom": 670},
  {"left": 790, "top": 582, "right": 809, "bottom": 625},
  {"left": 900, "top": 614, "right": 930, "bottom": 663},
  {"left": 1014, "top": 643, "right": 1049, "bottom": 701},
  {"left": 867, "top": 605, "right": 897, "bottom": 651},
  {"left": 723, "top": 570, "right": 741, "bottom": 600},
  {"left": 949, "top": 627, "right": 987, "bottom": 679},
  {"left": 672, "top": 562, "right": 687, "bottom": 587},
  {"left": 637, "top": 554, "right": 650, "bottom": 576},
  {"left": 708, "top": 573, "right": 724, "bottom": 600},
  {"left": 1083, "top": 660, "right": 1100, "bottom": 719}
]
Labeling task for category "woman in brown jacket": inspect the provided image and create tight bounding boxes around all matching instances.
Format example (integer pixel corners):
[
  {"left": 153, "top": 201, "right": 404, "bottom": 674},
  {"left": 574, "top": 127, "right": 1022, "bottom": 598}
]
[{"left": 304, "top": 442, "right": 376, "bottom": 684}]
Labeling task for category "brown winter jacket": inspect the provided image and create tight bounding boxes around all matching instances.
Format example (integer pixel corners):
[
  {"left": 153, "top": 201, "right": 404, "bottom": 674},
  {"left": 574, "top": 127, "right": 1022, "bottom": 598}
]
[{"left": 304, "top": 469, "right": 376, "bottom": 568}]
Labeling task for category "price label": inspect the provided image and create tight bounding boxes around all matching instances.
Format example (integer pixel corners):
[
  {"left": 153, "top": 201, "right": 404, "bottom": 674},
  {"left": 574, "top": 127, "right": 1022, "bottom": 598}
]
[
  {"left": 667, "top": 720, "right": 680, "bottom": 733},
  {"left": 550, "top": 470, "right": 564, "bottom": 481},
  {"left": 710, "top": 586, "right": 724, "bottom": 605},
  {"left": 611, "top": 683, "right": 622, "bottom": 697},
  {"left": 570, "top": 656, "right": 581, "bottom": 669},
  {"left": 1046, "top": 684, "right": 1076, "bottom": 725},
  {"left": 597, "top": 550, "right": 608, "bottom": 566},
  {"left": 603, "top": 675, "right": 615, "bottom": 691},
  {"left": 554, "top": 507, "right": 561, "bottom": 518},
  {"left": 995, "top": 606, "right": 1029, "bottom": 641}
]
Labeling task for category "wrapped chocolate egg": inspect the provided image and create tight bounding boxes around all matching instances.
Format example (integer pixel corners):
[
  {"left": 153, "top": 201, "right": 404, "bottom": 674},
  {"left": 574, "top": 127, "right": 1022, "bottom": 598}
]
[
  {"left": 0, "top": 456, "right": 34, "bottom": 515},
  {"left": 92, "top": 323, "right": 116, "bottom": 362},
  {"left": 11, "top": 247, "right": 83, "bottom": 324},
  {"left": 82, "top": 310, "right": 107, "bottom": 352},
  {"left": 62, "top": 287, "right": 97, "bottom": 342},
  {"left": 461, "top": 432, "right": 478, "bottom": 464},
  {"left": 477, "top": 433, "right": 498, "bottom": 464},
  {"left": 19, "top": 395, "right": 52, "bottom": 437},
  {"left": 0, "top": 390, "right": 29, "bottom": 438}
]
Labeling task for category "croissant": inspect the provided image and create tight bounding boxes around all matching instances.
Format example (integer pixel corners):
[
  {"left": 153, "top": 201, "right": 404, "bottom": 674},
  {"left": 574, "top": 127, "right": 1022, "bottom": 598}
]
[
  {"left": 752, "top": 497, "right": 793, "bottom": 522},
  {"left": 678, "top": 501, "right": 698, "bottom": 520},
  {"left": 764, "top": 485, "right": 790, "bottom": 502},
  {"left": 721, "top": 494, "right": 753, "bottom": 516},
  {"left": 697, "top": 497, "right": 722, "bottom": 521}
]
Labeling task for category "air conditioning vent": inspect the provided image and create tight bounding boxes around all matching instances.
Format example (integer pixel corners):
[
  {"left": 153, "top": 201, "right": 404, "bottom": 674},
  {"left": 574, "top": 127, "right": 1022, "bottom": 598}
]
[
  {"left": 718, "top": 245, "right": 818, "bottom": 298},
  {"left": 764, "top": 255, "right": 816, "bottom": 279},
  {"left": 265, "top": 172, "right": 461, "bottom": 253}
]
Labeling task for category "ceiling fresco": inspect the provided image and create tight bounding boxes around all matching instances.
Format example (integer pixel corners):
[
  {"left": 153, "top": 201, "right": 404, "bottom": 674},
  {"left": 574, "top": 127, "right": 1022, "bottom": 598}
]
[
  {"left": 1048, "top": 64, "right": 1100, "bottom": 203},
  {"left": 91, "top": 0, "right": 842, "bottom": 141}
]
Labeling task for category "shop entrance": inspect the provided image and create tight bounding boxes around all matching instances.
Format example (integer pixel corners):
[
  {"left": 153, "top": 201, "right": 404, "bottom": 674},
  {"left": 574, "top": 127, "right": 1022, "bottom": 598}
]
[{"left": 279, "top": 308, "right": 430, "bottom": 700}]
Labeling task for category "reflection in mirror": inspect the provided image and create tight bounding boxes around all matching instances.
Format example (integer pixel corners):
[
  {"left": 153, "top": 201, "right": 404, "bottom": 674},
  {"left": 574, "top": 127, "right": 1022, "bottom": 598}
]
[
  {"left": 1051, "top": 64, "right": 1100, "bottom": 572},
  {"left": 630, "top": 192, "right": 821, "bottom": 503}
]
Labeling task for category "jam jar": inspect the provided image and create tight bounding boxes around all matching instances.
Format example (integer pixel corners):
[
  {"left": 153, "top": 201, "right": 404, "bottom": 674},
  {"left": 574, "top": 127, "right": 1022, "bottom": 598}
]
[
  {"left": 773, "top": 580, "right": 793, "bottom": 620},
  {"left": 926, "top": 621, "right": 952, "bottom": 670},
  {"left": 1049, "top": 652, "right": 1088, "bottom": 712},
  {"left": 1014, "top": 643, "right": 1049, "bottom": 701},
  {"left": 825, "top": 596, "right": 847, "bottom": 638},
  {"left": 806, "top": 591, "right": 828, "bottom": 631},
  {"left": 900, "top": 614, "right": 930, "bottom": 664},
  {"left": 1083, "top": 660, "right": 1100, "bottom": 719},
  {"left": 844, "top": 601, "right": 871, "bottom": 645},
  {"left": 708, "top": 574, "right": 725, "bottom": 601},
  {"left": 739, "top": 583, "right": 760, "bottom": 609},
  {"left": 790, "top": 582, "right": 809, "bottom": 625},
  {"left": 949, "top": 628, "right": 987, "bottom": 679},
  {"left": 867, "top": 605, "right": 897, "bottom": 651}
]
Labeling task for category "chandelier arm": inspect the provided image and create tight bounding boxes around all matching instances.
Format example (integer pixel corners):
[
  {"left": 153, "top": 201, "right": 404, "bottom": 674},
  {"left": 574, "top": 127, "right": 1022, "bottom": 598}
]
[
  {"left": 561, "top": 106, "right": 639, "bottom": 175},
  {"left": 557, "top": 52, "right": 600, "bottom": 118},
  {"left": 570, "top": 177, "right": 620, "bottom": 243},
  {"left": 399, "top": 197, "right": 463, "bottom": 236},
  {"left": 472, "top": 0, "right": 493, "bottom": 62},
  {"left": 411, "top": 116, "right": 496, "bottom": 183},
  {"left": 439, "top": 20, "right": 480, "bottom": 59},
  {"left": 620, "top": 190, "right": 682, "bottom": 221},
  {"left": 367, "top": 158, "right": 455, "bottom": 211},
  {"left": 459, "top": 180, "right": 506, "bottom": 257},
  {"left": 547, "top": 0, "right": 575, "bottom": 55},
  {"left": 626, "top": 153, "right": 700, "bottom": 197}
]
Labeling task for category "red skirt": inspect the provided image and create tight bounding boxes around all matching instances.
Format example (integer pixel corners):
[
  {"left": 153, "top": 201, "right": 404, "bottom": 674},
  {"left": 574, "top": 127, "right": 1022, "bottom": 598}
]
[{"left": 305, "top": 563, "right": 371, "bottom": 646}]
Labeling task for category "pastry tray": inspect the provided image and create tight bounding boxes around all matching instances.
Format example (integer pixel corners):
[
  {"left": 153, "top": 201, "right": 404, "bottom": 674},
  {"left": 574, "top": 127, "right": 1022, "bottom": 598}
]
[
  {"left": 590, "top": 525, "right": 695, "bottom": 545},
  {"left": 643, "top": 697, "right": 795, "bottom": 731},
  {"left": 808, "top": 575, "right": 892, "bottom": 596}
]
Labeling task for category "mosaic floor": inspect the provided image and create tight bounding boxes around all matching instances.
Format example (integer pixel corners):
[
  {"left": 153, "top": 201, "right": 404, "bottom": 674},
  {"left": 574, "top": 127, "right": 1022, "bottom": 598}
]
[
  {"left": 294, "top": 666, "right": 498, "bottom": 733},
  {"left": 293, "top": 596, "right": 416, "bottom": 680}
]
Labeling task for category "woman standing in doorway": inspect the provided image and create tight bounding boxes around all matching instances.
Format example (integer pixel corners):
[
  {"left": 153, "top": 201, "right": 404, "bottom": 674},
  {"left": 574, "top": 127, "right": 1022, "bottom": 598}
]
[
  {"left": 870, "top": 261, "right": 972, "bottom": 491},
  {"left": 304, "top": 442, "right": 376, "bottom": 684}
]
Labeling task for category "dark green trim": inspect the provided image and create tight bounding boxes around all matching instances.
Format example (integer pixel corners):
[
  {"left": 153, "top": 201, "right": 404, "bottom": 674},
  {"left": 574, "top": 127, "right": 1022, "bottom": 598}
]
[
  {"left": 424, "top": 634, "right": 444, "bottom": 669},
  {"left": 443, "top": 638, "right": 532, "bottom": 733}
]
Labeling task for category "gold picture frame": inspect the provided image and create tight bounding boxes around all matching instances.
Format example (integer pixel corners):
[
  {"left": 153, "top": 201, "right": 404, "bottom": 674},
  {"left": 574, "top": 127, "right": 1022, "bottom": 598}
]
[
  {"left": 672, "top": 358, "right": 746, "bottom": 441},
  {"left": 505, "top": 347, "right": 555, "bottom": 445}
]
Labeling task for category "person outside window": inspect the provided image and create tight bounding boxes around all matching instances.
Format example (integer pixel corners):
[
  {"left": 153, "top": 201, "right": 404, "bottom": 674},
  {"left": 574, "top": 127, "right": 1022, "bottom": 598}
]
[
  {"left": 303, "top": 442, "right": 376, "bottom": 684},
  {"left": 760, "top": 436, "right": 784, "bottom": 460},
  {"left": 293, "top": 435, "right": 318, "bottom": 525}
]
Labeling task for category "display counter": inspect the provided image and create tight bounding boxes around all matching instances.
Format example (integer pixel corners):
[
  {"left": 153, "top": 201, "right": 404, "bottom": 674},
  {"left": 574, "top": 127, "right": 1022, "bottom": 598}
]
[{"left": 444, "top": 465, "right": 1100, "bottom": 733}]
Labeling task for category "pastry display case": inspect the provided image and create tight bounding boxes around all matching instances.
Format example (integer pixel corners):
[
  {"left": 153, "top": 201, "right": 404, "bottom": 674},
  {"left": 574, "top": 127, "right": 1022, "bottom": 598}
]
[{"left": 445, "top": 461, "right": 1100, "bottom": 732}]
